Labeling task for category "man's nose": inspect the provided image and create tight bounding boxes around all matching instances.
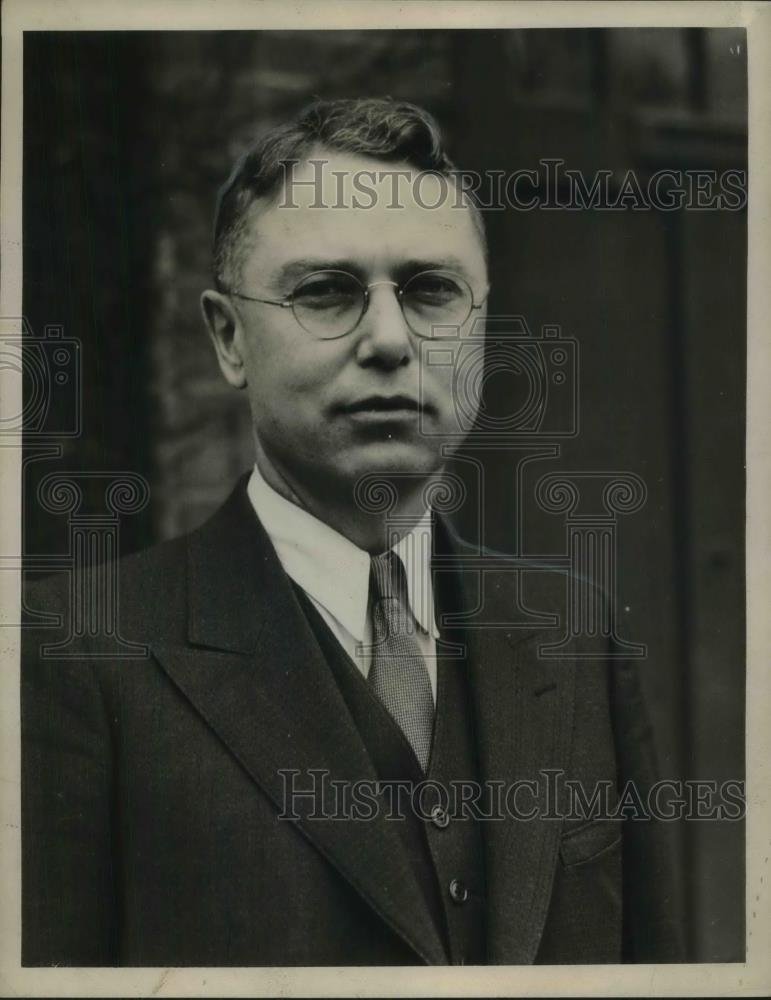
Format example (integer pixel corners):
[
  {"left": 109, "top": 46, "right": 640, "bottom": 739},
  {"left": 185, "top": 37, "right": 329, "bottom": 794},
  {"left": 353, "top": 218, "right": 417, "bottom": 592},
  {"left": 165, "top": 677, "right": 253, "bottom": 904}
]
[{"left": 354, "top": 282, "right": 415, "bottom": 368}]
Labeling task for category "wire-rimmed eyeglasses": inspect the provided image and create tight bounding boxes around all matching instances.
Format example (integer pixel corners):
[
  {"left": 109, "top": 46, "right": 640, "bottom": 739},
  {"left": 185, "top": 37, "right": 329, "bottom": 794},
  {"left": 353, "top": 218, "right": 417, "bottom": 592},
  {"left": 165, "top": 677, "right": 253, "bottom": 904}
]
[{"left": 225, "top": 269, "right": 489, "bottom": 340}]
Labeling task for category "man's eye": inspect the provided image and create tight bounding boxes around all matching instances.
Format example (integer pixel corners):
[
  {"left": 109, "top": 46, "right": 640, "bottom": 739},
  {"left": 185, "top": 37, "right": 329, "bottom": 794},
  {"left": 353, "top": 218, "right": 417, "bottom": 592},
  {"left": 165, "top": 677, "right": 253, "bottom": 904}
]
[
  {"left": 406, "top": 274, "right": 463, "bottom": 305},
  {"left": 294, "top": 275, "right": 359, "bottom": 308}
]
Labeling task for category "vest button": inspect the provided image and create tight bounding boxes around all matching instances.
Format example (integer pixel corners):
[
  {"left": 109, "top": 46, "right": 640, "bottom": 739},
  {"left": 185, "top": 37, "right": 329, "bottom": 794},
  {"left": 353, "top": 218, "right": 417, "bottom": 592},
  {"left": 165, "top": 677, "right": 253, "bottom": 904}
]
[
  {"left": 429, "top": 804, "right": 450, "bottom": 829},
  {"left": 449, "top": 878, "right": 469, "bottom": 904}
]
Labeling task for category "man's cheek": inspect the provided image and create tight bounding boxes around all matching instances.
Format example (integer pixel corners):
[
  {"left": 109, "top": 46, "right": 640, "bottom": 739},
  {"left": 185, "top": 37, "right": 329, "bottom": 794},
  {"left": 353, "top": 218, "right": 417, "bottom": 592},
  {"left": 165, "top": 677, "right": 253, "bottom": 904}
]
[{"left": 427, "top": 370, "right": 467, "bottom": 436}]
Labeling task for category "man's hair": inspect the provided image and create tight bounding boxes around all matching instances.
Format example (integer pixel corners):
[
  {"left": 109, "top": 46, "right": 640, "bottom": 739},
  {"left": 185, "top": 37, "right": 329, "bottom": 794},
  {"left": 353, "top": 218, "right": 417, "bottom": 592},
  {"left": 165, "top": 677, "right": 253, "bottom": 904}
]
[{"left": 212, "top": 96, "right": 485, "bottom": 291}]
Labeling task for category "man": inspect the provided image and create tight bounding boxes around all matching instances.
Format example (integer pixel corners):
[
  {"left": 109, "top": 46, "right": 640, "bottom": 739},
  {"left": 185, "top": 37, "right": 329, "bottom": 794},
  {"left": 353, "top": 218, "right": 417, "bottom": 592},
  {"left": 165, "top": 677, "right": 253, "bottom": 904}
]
[{"left": 21, "top": 98, "right": 683, "bottom": 966}]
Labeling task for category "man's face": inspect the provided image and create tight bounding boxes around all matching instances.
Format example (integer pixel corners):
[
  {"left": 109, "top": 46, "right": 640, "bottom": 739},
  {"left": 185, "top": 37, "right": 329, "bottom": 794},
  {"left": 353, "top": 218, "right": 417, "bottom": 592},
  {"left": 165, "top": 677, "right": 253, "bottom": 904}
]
[{"left": 215, "top": 150, "right": 488, "bottom": 499}]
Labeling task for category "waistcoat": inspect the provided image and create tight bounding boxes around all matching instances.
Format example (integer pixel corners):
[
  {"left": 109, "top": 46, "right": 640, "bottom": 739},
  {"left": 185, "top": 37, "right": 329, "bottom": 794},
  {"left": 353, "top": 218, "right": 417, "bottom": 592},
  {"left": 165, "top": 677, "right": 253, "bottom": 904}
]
[{"left": 292, "top": 557, "right": 487, "bottom": 966}]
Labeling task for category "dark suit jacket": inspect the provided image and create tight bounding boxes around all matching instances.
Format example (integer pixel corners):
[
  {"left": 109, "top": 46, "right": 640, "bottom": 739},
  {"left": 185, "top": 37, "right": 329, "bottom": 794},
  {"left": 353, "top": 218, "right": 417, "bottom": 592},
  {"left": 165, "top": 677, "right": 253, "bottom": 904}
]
[{"left": 21, "top": 474, "right": 684, "bottom": 966}]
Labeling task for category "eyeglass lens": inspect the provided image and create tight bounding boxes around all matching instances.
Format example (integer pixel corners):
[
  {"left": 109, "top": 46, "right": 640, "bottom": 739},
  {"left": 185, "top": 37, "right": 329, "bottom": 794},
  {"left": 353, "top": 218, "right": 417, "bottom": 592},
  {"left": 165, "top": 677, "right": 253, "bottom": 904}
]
[{"left": 291, "top": 270, "right": 473, "bottom": 339}]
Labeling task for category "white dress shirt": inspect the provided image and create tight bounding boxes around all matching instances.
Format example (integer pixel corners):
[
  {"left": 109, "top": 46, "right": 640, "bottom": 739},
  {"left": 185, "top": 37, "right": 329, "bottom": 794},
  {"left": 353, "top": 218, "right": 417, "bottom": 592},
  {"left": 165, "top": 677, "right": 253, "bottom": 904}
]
[{"left": 246, "top": 463, "right": 440, "bottom": 702}]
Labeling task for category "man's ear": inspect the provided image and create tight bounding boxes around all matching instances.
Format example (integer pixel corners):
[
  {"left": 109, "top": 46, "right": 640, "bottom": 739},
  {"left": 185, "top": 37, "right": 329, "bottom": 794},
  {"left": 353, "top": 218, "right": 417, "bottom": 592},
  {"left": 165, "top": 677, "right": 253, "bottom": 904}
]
[{"left": 200, "top": 289, "right": 249, "bottom": 389}]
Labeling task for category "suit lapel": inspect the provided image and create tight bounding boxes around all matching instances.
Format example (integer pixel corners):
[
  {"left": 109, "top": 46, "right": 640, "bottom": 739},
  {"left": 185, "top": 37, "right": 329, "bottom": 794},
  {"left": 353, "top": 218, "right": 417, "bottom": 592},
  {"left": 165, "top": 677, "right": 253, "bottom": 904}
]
[
  {"left": 438, "top": 525, "right": 575, "bottom": 964},
  {"left": 153, "top": 478, "right": 447, "bottom": 966}
]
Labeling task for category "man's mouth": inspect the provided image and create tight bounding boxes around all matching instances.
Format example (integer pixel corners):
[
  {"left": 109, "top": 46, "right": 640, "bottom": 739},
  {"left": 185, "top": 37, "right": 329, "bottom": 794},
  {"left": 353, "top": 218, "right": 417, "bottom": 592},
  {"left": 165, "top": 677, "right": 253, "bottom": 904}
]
[{"left": 337, "top": 394, "right": 431, "bottom": 417}]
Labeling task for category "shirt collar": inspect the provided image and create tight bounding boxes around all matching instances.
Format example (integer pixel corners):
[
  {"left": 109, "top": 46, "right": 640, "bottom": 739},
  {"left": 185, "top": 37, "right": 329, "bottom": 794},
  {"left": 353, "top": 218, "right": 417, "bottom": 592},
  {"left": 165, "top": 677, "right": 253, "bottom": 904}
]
[{"left": 246, "top": 463, "right": 439, "bottom": 642}]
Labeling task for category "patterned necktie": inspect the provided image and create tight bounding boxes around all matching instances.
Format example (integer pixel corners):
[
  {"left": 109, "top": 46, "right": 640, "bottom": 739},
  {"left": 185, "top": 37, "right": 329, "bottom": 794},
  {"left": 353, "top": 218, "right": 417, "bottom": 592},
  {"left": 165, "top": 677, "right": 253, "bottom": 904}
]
[{"left": 368, "top": 550, "right": 435, "bottom": 772}]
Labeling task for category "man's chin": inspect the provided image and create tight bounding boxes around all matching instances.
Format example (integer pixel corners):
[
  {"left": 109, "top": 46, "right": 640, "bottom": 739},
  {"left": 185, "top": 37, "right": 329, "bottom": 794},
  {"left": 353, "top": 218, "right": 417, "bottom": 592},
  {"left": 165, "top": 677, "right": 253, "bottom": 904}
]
[{"left": 342, "top": 440, "right": 445, "bottom": 480}]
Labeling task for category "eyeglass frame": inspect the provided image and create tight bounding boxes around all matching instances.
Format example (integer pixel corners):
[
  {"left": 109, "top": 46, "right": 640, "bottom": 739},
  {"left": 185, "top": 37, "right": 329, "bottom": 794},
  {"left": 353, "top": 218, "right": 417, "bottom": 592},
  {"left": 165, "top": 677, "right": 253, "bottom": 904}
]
[{"left": 223, "top": 268, "right": 490, "bottom": 340}]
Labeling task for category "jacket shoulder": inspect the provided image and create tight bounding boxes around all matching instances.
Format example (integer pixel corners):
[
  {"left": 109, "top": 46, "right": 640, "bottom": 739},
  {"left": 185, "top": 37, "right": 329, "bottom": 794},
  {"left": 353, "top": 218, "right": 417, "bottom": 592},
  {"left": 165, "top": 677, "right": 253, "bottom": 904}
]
[{"left": 23, "top": 528, "right": 194, "bottom": 650}]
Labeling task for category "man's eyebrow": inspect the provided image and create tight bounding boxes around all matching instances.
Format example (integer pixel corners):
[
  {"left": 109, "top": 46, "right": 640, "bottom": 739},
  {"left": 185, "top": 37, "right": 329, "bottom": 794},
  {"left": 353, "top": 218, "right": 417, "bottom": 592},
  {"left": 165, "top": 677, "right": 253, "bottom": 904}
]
[
  {"left": 397, "top": 257, "right": 473, "bottom": 275},
  {"left": 273, "top": 259, "right": 361, "bottom": 285}
]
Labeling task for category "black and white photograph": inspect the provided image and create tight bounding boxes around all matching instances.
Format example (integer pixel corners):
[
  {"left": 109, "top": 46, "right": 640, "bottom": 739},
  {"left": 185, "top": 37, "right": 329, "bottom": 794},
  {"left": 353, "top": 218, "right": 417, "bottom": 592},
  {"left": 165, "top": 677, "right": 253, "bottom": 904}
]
[{"left": 1, "top": 1, "right": 769, "bottom": 996}]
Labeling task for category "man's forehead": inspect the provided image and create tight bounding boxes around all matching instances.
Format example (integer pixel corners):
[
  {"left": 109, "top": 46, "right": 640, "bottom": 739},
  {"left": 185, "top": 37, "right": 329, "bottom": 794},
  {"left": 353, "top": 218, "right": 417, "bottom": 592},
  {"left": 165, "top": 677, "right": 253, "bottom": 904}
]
[{"left": 241, "top": 150, "right": 485, "bottom": 277}]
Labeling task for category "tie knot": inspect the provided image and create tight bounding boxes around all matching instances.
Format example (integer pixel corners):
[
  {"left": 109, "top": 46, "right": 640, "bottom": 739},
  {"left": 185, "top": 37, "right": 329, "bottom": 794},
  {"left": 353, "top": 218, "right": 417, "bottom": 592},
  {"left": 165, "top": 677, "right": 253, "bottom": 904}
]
[{"left": 370, "top": 550, "right": 408, "bottom": 604}]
